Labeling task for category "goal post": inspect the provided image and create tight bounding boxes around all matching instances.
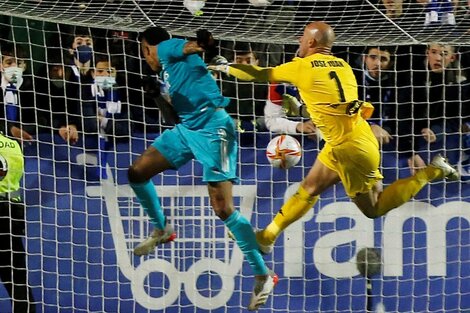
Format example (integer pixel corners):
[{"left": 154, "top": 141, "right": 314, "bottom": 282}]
[
  {"left": 0, "top": 1, "right": 469, "bottom": 312},
  {"left": 0, "top": 0, "right": 469, "bottom": 45}
]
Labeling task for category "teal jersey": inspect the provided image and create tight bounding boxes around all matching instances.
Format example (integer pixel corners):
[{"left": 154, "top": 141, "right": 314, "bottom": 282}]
[{"left": 157, "top": 38, "right": 229, "bottom": 129}]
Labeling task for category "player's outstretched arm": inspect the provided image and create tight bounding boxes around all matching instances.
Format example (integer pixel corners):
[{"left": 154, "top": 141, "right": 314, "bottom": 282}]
[{"left": 208, "top": 63, "right": 272, "bottom": 82}]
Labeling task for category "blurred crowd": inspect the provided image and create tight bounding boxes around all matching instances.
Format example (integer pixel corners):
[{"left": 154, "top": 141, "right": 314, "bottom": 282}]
[{"left": 0, "top": 11, "right": 469, "bottom": 177}]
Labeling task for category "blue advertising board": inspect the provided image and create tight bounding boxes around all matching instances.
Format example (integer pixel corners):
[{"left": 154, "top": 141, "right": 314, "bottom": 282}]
[{"left": 0, "top": 132, "right": 468, "bottom": 313}]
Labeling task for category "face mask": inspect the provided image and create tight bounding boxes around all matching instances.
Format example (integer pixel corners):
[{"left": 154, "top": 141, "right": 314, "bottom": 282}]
[
  {"left": 74, "top": 45, "right": 93, "bottom": 64},
  {"left": 3, "top": 66, "right": 23, "bottom": 84},
  {"left": 95, "top": 76, "right": 116, "bottom": 90},
  {"left": 51, "top": 79, "right": 65, "bottom": 89}
]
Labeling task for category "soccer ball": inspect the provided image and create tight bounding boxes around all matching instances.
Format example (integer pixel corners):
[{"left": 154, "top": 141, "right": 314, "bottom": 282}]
[{"left": 266, "top": 135, "right": 302, "bottom": 169}]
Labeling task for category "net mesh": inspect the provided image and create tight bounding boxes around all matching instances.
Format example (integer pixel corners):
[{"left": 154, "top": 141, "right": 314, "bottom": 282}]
[
  {"left": 0, "top": 0, "right": 469, "bottom": 45},
  {"left": 0, "top": 1, "right": 469, "bottom": 313}
]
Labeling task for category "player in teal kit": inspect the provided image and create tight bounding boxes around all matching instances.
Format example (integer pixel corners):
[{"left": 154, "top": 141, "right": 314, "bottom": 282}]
[{"left": 128, "top": 26, "right": 277, "bottom": 310}]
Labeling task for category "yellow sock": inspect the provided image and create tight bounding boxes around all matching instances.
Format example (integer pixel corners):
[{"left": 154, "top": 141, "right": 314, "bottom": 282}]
[
  {"left": 376, "top": 165, "right": 442, "bottom": 216},
  {"left": 258, "top": 185, "right": 318, "bottom": 245}
]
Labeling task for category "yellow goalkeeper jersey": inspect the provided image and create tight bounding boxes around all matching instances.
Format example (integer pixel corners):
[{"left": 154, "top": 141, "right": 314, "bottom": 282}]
[{"left": 269, "top": 53, "right": 374, "bottom": 146}]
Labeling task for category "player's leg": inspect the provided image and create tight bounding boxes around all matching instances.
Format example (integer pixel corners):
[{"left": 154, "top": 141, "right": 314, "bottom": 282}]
[
  {"left": 207, "top": 181, "right": 268, "bottom": 275},
  {"left": 129, "top": 128, "right": 192, "bottom": 255},
  {"left": 354, "top": 154, "right": 460, "bottom": 218},
  {"left": 10, "top": 201, "right": 36, "bottom": 313},
  {"left": 257, "top": 155, "right": 340, "bottom": 253},
  {"left": 196, "top": 109, "right": 277, "bottom": 310},
  {"left": 207, "top": 181, "right": 277, "bottom": 311},
  {"left": 207, "top": 181, "right": 269, "bottom": 273},
  {"left": 128, "top": 146, "right": 172, "bottom": 228}
]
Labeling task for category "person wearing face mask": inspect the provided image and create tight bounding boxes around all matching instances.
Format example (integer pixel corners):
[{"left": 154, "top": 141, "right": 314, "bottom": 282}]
[
  {"left": 91, "top": 55, "right": 129, "bottom": 178},
  {"left": 0, "top": 43, "right": 34, "bottom": 144},
  {"left": 64, "top": 27, "right": 98, "bottom": 142}
]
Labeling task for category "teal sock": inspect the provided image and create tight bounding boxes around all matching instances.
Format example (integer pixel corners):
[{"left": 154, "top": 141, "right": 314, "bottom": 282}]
[
  {"left": 223, "top": 210, "right": 268, "bottom": 275},
  {"left": 130, "top": 181, "right": 166, "bottom": 230}
]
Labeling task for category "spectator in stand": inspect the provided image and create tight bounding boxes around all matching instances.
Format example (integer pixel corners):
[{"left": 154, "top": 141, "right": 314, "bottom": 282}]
[
  {"left": 65, "top": 26, "right": 98, "bottom": 138},
  {"left": 0, "top": 42, "right": 34, "bottom": 143},
  {"left": 399, "top": 43, "right": 467, "bottom": 174},
  {"left": 35, "top": 52, "right": 80, "bottom": 144},
  {"left": 354, "top": 46, "right": 396, "bottom": 146},
  {"left": 92, "top": 54, "right": 129, "bottom": 141},
  {"left": 423, "top": 43, "right": 468, "bottom": 170},
  {"left": 379, "top": 0, "right": 428, "bottom": 33},
  {"left": 382, "top": 0, "right": 406, "bottom": 19},
  {"left": 221, "top": 42, "right": 268, "bottom": 132},
  {"left": 417, "top": 0, "right": 457, "bottom": 26},
  {"left": 264, "top": 83, "right": 317, "bottom": 136},
  {"left": 91, "top": 54, "right": 130, "bottom": 178},
  {"left": 425, "top": 43, "right": 466, "bottom": 136}
]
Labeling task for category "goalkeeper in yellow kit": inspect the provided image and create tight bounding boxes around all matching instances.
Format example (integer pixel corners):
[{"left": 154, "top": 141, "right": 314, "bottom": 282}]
[{"left": 209, "top": 21, "right": 460, "bottom": 254}]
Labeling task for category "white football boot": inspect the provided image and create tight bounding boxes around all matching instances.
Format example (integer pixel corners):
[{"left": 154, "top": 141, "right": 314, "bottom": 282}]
[
  {"left": 134, "top": 223, "right": 176, "bottom": 256},
  {"left": 429, "top": 154, "right": 460, "bottom": 181},
  {"left": 248, "top": 270, "right": 278, "bottom": 311}
]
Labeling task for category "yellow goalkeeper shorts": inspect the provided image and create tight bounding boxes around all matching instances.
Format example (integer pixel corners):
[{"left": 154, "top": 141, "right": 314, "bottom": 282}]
[{"left": 318, "top": 121, "right": 383, "bottom": 198}]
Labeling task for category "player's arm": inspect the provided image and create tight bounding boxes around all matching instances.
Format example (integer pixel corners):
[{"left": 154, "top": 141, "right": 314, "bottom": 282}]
[
  {"left": 210, "top": 60, "right": 300, "bottom": 85},
  {"left": 182, "top": 29, "right": 215, "bottom": 55},
  {"left": 264, "top": 99, "right": 300, "bottom": 134},
  {"left": 182, "top": 41, "right": 205, "bottom": 55}
]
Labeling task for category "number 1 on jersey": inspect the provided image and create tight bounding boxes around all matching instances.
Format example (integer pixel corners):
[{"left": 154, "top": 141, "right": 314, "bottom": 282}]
[{"left": 329, "top": 71, "right": 346, "bottom": 102}]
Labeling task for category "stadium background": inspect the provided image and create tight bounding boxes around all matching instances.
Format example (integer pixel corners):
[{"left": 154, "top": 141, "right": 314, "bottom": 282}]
[{"left": 0, "top": 1, "right": 469, "bottom": 312}]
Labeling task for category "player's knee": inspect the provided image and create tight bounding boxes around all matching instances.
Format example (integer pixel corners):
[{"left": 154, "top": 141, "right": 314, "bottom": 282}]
[
  {"left": 361, "top": 208, "right": 380, "bottom": 219},
  {"left": 212, "top": 204, "right": 232, "bottom": 220},
  {"left": 301, "top": 184, "right": 322, "bottom": 197},
  {"left": 209, "top": 196, "right": 232, "bottom": 220},
  {"left": 353, "top": 198, "right": 380, "bottom": 219},
  {"left": 127, "top": 164, "right": 146, "bottom": 184}
]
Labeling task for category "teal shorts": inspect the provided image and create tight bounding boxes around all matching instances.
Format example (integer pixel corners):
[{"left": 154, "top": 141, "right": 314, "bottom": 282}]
[{"left": 152, "top": 109, "right": 238, "bottom": 182}]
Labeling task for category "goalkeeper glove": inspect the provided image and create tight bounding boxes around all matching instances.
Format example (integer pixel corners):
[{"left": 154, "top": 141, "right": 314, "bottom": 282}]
[
  {"left": 207, "top": 56, "right": 230, "bottom": 75},
  {"left": 282, "top": 93, "right": 302, "bottom": 116}
]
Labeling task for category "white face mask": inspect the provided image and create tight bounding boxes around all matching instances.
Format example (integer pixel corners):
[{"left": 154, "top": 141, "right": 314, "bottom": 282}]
[
  {"left": 95, "top": 76, "right": 116, "bottom": 90},
  {"left": 51, "top": 79, "right": 65, "bottom": 89},
  {"left": 3, "top": 66, "right": 24, "bottom": 84}
]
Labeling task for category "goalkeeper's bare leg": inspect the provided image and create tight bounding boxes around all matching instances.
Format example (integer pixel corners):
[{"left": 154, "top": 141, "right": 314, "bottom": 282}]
[{"left": 208, "top": 181, "right": 277, "bottom": 310}]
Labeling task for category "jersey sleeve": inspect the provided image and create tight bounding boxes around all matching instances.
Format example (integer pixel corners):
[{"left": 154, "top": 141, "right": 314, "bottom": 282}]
[
  {"left": 268, "top": 84, "right": 283, "bottom": 105},
  {"left": 264, "top": 99, "right": 299, "bottom": 134},
  {"left": 269, "top": 58, "right": 301, "bottom": 85},
  {"left": 158, "top": 39, "right": 186, "bottom": 63}
]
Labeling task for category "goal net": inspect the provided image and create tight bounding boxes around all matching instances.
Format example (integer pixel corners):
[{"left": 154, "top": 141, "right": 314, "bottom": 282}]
[{"left": 0, "top": 1, "right": 469, "bottom": 312}]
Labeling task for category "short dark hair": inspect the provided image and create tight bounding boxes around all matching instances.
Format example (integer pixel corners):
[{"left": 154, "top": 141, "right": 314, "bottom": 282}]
[
  {"left": 0, "top": 41, "right": 27, "bottom": 59},
  {"left": 365, "top": 46, "right": 394, "bottom": 55},
  {"left": 139, "top": 26, "right": 170, "bottom": 46},
  {"left": 0, "top": 41, "right": 15, "bottom": 58},
  {"left": 233, "top": 41, "right": 253, "bottom": 56},
  {"left": 74, "top": 26, "right": 92, "bottom": 38}
]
